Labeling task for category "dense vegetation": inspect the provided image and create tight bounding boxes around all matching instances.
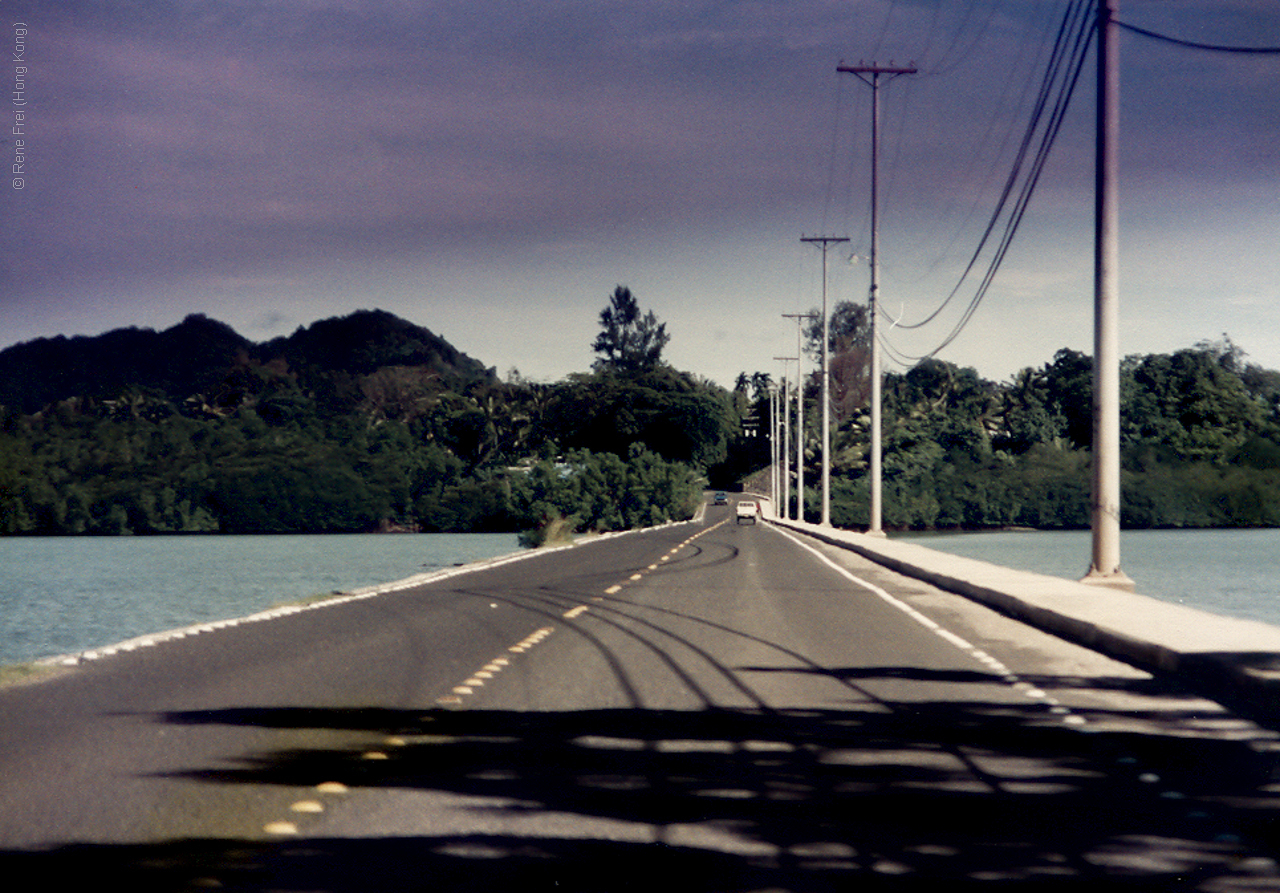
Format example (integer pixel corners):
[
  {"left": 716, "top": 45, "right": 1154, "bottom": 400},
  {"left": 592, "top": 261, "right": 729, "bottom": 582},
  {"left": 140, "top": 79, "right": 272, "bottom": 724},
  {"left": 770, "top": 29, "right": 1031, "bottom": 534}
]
[
  {"left": 3, "top": 293, "right": 1279, "bottom": 538},
  {"left": 0, "top": 302, "right": 738, "bottom": 538},
  {"left": 745, "top": 309, "right": 1280, "bottom": 530}
]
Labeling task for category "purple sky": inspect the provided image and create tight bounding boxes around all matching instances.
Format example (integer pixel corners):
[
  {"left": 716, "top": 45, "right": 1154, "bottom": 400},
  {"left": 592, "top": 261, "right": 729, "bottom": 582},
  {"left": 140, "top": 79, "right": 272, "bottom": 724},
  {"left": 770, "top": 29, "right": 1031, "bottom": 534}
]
[{"left": 2, "top": 1, "right": 1278, "bottom": 388}]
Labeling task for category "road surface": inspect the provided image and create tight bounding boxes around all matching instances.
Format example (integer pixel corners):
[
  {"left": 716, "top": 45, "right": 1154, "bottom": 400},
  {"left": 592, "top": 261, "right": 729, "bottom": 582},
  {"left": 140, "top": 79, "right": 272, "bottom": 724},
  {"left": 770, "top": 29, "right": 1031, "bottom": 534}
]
[{"left": 3, "top": 501, "right": 1280, "bottom": 890}]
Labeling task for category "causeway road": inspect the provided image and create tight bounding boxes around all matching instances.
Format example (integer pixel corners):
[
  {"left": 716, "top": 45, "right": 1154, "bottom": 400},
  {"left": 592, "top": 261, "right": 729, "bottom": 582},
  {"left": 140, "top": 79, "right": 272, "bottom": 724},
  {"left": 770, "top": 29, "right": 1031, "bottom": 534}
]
[{"left": 3, "top": 499, "right": 1280, "bottom": 890}]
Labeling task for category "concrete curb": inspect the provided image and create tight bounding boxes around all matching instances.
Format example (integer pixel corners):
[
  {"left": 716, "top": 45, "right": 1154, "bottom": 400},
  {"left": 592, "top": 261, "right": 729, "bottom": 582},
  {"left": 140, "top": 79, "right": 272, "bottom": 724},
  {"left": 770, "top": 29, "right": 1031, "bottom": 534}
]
[{"left": 770, "top": 517, "right": 1280, "bottom": 726}]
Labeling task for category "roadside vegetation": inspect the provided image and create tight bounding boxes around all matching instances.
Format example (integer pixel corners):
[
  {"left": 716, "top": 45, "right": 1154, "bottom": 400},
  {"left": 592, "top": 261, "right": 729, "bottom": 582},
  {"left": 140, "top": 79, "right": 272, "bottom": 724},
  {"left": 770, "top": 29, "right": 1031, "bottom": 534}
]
[
  {"left": 0, "top": 294, "right": 739, "bottom": 541},
  {"left": 2, "top": 293, "right": 1278, "bottom": 538},
  {"left": 746, "top": 305, "right": 1280, "bottom": 530}
]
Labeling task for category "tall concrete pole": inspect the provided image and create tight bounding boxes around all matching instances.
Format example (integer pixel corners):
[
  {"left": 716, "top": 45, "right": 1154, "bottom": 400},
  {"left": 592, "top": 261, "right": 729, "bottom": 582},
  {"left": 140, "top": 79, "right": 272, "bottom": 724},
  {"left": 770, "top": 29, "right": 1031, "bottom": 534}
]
[
  {"left": 802, "top": 236, "right": 849, "bottom": 527},
  {"left": 796, "top": 324, "right": 805, "bottom": 522},
  {"left": 770, "top": 386, "right": 779, "bottom": 513},
  {"left": 784, "top": 312, "right": 816, "bottom": 522},
  {"left": 838, "top": 63, "right": 916, "bottom": 536},
  {"left": 869, "top": 71, "right": 883, "bottom": 537},
  {"left": 774, "top": 357, "right": 796, "bottom": 519},
  {"left": 782, "top": 374, "right": 791, "bottom": 519},
  {"left": 1083, "top": 0, "right": 1134, "bottom": 590}
]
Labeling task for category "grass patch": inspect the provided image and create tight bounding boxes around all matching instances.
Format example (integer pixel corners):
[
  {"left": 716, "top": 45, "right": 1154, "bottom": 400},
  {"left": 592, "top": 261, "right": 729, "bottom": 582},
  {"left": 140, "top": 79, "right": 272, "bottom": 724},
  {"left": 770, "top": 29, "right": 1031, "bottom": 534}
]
[
  {"left": 0, "top": 661, "right": 67, "bottom": 689},
  {"left": 271, "top": 590, "right": 351, "bottom": 610},
  {"left": 519, "top": 514, "right": 579, "bottom": 549}
]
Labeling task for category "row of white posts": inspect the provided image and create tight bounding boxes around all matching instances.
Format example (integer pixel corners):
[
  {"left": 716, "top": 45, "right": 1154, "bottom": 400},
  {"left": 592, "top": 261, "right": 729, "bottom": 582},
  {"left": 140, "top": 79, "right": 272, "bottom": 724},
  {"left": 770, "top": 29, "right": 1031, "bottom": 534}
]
[{"left": 769, "top": 370, "right": 808, "bottom": 523}]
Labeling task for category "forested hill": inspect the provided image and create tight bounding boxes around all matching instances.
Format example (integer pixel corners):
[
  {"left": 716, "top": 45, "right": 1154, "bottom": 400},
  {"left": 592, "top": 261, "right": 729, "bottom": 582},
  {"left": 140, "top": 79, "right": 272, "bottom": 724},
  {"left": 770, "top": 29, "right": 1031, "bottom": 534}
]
[
  {"left": 7, "top": 295, "right": 1280, "bottom": 537},
  {"left": 0, "top": 314, "right": 251, "bottom": 415},
  {"left": 0, "top": 302, "right": 726, "bottom": 537},
  {"left": 0, "top": 310, "right": 495, "bottom": 415}
]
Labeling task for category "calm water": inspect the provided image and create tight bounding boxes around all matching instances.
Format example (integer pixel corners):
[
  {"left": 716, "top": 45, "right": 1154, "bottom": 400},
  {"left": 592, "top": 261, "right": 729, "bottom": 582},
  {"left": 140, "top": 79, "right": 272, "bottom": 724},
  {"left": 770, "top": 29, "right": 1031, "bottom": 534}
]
[
  {"left": 4, "top": 528, "right": 1279, "bottom": 667},
  {"left": 899, "top": 528, "right": 1280, "bottom": 627},
  {"left": 0, "top": 533, "right": 521, "bottom": 666}
]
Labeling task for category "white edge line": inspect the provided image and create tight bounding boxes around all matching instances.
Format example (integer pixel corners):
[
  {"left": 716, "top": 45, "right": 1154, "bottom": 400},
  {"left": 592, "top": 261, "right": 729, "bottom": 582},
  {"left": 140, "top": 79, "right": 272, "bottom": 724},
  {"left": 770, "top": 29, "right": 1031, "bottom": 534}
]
[
  {"left": 773, "top": 525, "right": 979, "bottom": 655},
  {"left": 36, "top": 517, "right": 706, "bottom": 669}
]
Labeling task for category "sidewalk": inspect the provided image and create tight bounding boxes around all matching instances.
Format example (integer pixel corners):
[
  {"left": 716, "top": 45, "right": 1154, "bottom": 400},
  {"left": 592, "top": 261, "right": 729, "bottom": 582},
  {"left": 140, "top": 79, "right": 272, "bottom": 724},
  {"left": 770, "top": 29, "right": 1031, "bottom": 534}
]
[{"left": 767, "top": 510, "right": 1280, "bottom": 727}]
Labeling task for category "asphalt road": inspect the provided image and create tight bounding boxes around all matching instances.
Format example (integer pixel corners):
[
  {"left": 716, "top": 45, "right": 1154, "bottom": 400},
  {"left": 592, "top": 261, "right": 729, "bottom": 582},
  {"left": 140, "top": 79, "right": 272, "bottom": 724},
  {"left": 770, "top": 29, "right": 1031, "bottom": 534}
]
[{"left": 4, "top": 502, "right": 1280, "bottom": 891}]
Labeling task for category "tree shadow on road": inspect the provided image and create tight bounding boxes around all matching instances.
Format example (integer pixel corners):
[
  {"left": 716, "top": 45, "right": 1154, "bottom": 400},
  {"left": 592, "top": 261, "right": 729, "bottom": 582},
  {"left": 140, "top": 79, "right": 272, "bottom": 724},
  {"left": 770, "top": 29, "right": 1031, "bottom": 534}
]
[{"left": 6, "top": 691, "right": 1280, "bottom": 891}]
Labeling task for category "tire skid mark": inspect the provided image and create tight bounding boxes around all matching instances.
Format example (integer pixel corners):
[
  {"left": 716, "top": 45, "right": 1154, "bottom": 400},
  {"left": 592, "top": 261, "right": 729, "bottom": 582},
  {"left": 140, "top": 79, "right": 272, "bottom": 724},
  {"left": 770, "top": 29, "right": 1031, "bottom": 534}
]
[
  {"left": 774, "top": 525, "right": 1091, "bottom": 726},
  {"left": 42, "top": 517, "right": 707, "bottom": 670},
  {"left": 252, "top": 517, "right": 722, "bottom": 847},
  {"left": 601, "top": 519, "right": 728, "bottom": 597},
  {"left": 770, "top": 523, "right": 1273, "bottom": 836}
]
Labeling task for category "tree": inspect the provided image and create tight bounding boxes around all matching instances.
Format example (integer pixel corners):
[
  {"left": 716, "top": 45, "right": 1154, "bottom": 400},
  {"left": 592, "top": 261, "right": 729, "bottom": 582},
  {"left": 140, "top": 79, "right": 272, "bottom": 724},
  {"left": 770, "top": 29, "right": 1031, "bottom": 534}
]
[
  {"left": 748, "top": 371, "right": 773, "bottom": 404},
  {"left": 802, "top": 301, "right": 870, "bottom": 358},
  {"left": 802, "top": 301, "right": 871, "bottom": 421},
  {"left": 998, "top": 367, "right": 1064, "bottom": 453},
  {"left": 592, "top": 286, "right": 670, "bottom": 372},
  {"left": 543, "top": 366, "right": 734, "bottom": 469},
  {"left": 1123, "top": 347, "right": 1265, "bottom": 463},
  {"left": 1041, "top": 349, "right": 1095, "bottom": 450}
]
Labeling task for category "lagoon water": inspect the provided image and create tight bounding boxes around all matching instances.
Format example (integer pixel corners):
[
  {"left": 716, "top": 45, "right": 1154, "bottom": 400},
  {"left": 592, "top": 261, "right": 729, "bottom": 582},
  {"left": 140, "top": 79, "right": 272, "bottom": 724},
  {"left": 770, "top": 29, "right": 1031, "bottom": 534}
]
[
  {"left": 0, "top": 533, "right": 521, "bottom": 666},
  {"left": 2, "top": 528, "right": 1278, "bottom": 667},
  {"left": 900, "top": 528, "right": 1280, "bottom": 627}
]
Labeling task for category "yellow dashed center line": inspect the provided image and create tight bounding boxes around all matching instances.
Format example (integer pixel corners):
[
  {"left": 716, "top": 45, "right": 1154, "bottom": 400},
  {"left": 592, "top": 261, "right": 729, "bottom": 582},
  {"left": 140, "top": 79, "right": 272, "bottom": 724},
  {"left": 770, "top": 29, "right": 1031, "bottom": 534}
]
[
  {"left": 255, "top": 522, "right": 737, "bottom": 852},
  {"left": 601, "top": 520, "right": 729, "bottom": 596},
  {"left": 438, "top": 627, "right": 557, "bottom": 705}
]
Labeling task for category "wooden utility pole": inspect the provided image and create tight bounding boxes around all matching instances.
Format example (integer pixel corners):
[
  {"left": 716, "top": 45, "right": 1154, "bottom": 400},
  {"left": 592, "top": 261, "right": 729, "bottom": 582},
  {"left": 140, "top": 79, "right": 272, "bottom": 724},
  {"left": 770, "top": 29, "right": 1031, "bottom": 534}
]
[
  {"left": 801, "top": 236, "right": 850, "bottom": 527},
  {"left": 837, "top": 62, "right": 916, "bottom": 536},
  {"left": 1083, "top": 0, "right": 1134, "bottom": 590}
]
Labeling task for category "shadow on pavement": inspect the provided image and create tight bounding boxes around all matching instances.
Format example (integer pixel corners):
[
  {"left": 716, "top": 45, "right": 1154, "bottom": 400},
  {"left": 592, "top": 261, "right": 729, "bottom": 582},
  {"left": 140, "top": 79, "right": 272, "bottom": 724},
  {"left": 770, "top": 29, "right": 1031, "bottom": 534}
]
[{"left": 5, "top": 689, "right": 1280, "bottom": 891}]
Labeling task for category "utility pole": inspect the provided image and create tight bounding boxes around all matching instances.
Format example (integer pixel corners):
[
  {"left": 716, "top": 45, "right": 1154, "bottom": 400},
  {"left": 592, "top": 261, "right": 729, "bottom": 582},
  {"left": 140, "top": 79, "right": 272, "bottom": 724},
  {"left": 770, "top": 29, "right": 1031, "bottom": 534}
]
[
  {"left": 774, "top": 357, "right": 796, "bottom": 519},
  {"left": 837, "top": 62, "right": 916, "bottom": 536},
  {"left": 769, "top": 385, "right": 779, "bottom": 514},
  {"left": 1083, "top": 0, "right": 1134, "bottom": 590},
  {"left": 783, "top": 312, "right": 816, "bottom": 522},
  {"left": 801, "top": 236, "right": 849, "bottom": 527}
]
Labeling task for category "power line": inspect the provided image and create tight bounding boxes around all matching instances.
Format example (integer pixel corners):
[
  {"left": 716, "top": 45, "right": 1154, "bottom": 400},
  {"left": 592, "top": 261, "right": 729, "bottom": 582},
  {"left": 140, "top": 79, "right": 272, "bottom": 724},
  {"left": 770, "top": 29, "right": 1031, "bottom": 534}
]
[
  {"left": 820, "top": 71, "right": 849, "bottom": 232},
  {"left": 891, "top": 5, "right": 1280, "bottom": 365},
  {"left": 900, "top": 2, "right": 1069, "bottom": 287},
  {"left": 889, "top": 0, "right": 1088, "bottom": 331},
  {"left": 923, "top": 0, "right": 1005, "bottom": 77},
  {"left": 945, "top": 10, "right": 1092, "bottom": 343},
  {"left": 884, "top": 0, "right": 1093, "bottom": 360},
  {"left": 1116, "top": 20, "right": 1280, "bottom": 55}
]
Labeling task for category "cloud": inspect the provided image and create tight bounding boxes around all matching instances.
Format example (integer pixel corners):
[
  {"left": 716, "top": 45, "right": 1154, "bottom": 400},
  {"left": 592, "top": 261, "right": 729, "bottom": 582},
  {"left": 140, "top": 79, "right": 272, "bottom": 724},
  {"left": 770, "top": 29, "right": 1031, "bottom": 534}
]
[{"left": 4, "top": 0, "right": 1279, "bottom": 387}]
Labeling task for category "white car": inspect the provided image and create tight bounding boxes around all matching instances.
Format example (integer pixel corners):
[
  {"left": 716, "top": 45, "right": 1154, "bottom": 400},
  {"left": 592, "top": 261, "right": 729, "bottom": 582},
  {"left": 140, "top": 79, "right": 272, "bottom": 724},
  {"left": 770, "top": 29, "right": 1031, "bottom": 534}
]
[{"left": 735, "top": 500, "right": 758, "bottom": 524}]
